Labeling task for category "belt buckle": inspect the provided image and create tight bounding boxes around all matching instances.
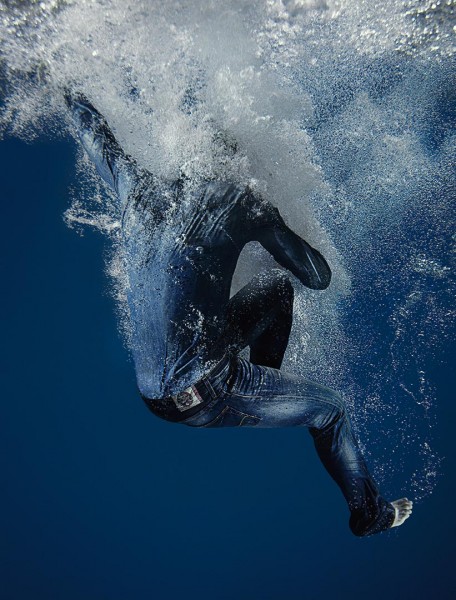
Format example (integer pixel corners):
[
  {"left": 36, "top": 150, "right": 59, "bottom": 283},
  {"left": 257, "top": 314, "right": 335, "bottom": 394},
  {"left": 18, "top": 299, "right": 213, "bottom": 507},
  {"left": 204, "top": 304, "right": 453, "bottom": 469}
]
[{"left": 173, "top": 385, "right": 203, "bottom": 412}]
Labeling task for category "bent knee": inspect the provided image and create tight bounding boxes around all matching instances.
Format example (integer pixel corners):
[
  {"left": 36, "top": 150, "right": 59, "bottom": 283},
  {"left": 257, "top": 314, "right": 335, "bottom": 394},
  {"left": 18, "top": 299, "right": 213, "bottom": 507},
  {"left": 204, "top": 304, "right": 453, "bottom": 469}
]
[
  {"left": 269, "top": 269, "right": 294, "bottom": 301},
  {"left": 328, "top": 390, "right": 346, "bottom": 416},
  {"left": 317, "top": 388, "right": 347, "bottom": 428}
]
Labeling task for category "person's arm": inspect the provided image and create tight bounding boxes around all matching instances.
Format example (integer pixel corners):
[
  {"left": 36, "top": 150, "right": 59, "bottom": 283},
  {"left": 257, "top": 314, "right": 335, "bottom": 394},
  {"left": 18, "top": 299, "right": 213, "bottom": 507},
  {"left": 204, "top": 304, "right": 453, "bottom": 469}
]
[
  {"left": 252, "top": 201, "right": 331, "bottom": 290},
  {"left": 64, "top": 89, "right": 138, "bottom": 198}
]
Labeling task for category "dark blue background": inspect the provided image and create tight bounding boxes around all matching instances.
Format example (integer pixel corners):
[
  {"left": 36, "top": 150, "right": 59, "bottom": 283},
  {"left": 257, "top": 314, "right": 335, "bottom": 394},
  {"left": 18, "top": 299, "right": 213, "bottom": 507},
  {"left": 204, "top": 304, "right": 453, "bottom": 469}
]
[{"left": 1, "top": 136, "right": 455, "bottom": 599}]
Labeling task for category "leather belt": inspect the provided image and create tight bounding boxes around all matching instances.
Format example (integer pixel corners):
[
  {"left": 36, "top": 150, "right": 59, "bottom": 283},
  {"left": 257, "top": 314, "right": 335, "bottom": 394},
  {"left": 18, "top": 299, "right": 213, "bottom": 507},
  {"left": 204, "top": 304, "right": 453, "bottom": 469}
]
[{"left": 141, "top": 354, "right": 231, "bottom": 422}]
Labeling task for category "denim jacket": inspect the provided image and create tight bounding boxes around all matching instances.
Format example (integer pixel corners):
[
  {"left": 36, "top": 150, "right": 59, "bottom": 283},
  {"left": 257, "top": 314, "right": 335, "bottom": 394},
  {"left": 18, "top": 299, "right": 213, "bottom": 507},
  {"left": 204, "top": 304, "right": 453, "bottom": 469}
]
[{"left": 122, "top": 179, "right": 331, "bottom": 399}]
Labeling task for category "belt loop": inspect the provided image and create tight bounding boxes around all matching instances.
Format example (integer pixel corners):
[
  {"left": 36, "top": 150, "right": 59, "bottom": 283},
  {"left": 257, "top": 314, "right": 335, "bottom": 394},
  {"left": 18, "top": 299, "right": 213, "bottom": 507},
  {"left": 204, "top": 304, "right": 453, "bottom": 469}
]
[
  {"left": 200, "top": 353, "right": 230, "bottom": 400},
  {"left": 202, "top": 375, "right": 217, "bottom": 400}
]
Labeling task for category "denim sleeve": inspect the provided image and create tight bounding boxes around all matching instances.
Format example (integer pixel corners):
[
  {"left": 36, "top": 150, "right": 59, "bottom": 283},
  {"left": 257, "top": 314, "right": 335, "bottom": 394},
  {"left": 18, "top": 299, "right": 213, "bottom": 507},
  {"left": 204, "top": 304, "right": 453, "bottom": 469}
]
[
  {"left": 250, "top": 199, "right": 331, "bottom": 290},
  {"left": 64, "top": 90, "right": 139, "bottom": 200}
]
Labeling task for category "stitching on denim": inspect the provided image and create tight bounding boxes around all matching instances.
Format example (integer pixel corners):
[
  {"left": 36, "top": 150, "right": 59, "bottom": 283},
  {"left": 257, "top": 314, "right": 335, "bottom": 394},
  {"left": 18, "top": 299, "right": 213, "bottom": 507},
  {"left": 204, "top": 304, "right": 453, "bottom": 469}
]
[
  {"left": 177, "top": 396, "right": 221, "bottom": 424},
  {"left": 225, "top": 358, "right": 237, "bottom": 393},
  {"left": 226, "top": 358, "right": 241, "bottom": 395},
  {"left": 201, "top": 405, "right": 229, "bottom": 428},
  {"left": 202, "top": 376, "right": 217, "bottom": 399},
  {"left": 197, "top": 405, "right": 260, "bottom": 427},
  {"left": 239, "top": 413, "right": 261, "bottom": 426},
  {"left": 252, "top": 393, "right": 344, "bottom": 409},
  {"left": 258, "top": 368, "right": 265, "bottom": 391},
  {"left": 228, "top": 406, "right": 261, "bottom": 422}
]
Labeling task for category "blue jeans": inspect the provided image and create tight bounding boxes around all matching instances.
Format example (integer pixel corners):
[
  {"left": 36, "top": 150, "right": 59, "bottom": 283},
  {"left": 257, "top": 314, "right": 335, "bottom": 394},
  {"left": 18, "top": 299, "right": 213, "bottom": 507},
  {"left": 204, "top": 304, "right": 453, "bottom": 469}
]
[
  {"left": 143, "top": 353, "right": 395, "bottom": 537},
  {"left": 144, "top": 355, "right": 395, "bottom": 536}
]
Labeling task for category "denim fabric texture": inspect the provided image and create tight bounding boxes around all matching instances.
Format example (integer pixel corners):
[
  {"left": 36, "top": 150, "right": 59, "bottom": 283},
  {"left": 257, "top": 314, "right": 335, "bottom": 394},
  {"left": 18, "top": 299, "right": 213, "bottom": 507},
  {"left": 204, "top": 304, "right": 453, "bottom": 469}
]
[
  {"left": 65, "top": 90, "right": 331, "bottom": 400},
  {"left": 177, "top": 354, "right": 395, "bottom": 536},
  {"left": 66, "top": 90, "right": 395, "bottom": 536}
]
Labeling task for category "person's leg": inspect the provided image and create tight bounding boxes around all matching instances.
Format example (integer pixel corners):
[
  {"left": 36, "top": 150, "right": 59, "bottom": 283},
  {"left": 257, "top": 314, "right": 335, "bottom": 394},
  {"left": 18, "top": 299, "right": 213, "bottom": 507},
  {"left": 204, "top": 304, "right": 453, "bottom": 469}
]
[
  {"left": 194, "top": 356, "right": 400, "bottom": 536},
  {"left": 221, "top": 269, "right": 294, "bottom": 369},
  {"left": 64, "top": 90, "right": 140, "bottom": 201}
]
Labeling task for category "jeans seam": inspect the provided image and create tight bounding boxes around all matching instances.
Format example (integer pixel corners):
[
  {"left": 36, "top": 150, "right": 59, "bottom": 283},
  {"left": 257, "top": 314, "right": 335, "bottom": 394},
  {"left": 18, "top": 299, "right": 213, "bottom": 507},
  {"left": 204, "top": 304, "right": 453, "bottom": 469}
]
[
  {"left": 226, "top": 393, "right": 343, "bottom": 410},
  {"left": 194, "top": 405, "right": 260, "bottom": 427},
  {"left": 200, "top": 405, "right": 229, "bottom": 428},
  {"left": 261, "top": 394, "right": 343, "bottom": 408},
  {"left": 238, "top": 413, "right": 261, "bottom": 425}
]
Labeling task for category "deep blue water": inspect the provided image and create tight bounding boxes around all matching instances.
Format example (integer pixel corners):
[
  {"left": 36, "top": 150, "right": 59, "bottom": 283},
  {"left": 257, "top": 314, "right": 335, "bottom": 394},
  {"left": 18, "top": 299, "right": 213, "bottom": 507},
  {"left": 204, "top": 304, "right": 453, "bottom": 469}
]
[{"left": 1, "top": 133, "right": 455, "bottom": 600}]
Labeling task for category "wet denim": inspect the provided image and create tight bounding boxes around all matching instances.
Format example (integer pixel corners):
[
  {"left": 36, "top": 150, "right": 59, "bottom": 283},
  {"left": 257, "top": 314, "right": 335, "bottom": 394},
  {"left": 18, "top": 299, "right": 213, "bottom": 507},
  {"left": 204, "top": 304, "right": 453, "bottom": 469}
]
[
  {"left": 66, "top": 91, "right": 395, "bottom": 536},
  {"left": 65, "top": 91, "right": 331, "bottom": 399},
  {"left": 171, "top": 354, "right": 394, "bottom": 536}
]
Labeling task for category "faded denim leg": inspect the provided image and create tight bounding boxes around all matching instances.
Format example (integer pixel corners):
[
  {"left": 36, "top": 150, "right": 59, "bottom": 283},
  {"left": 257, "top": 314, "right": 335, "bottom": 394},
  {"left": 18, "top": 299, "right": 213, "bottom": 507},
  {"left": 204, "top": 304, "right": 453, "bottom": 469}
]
[{"left": 188, "top": 356, "right": 395, "bottom": 536}]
